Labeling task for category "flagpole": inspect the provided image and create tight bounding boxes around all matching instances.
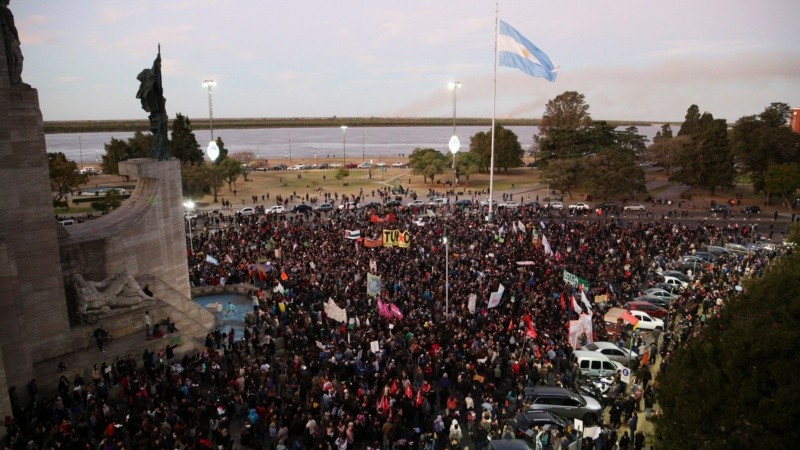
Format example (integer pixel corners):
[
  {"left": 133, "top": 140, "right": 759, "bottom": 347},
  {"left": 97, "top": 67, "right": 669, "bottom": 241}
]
[{"left": 488, "top": 3, "right": 498, "bottom": 224}]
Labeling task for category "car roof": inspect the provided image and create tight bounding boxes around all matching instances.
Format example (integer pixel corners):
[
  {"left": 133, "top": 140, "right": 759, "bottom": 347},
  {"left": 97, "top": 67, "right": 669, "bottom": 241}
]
[
  {"left": 488, "top": 440, "right": 533, "bottom": 450},
  {"left": 584, "top": 341, "right": 619, "bottom": 351}
]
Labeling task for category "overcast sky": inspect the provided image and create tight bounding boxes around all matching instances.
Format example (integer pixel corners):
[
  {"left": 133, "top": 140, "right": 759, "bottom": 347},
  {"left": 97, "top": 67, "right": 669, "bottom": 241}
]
[{"left": 12, "top": 0, "right": 800, "bottom": 123}]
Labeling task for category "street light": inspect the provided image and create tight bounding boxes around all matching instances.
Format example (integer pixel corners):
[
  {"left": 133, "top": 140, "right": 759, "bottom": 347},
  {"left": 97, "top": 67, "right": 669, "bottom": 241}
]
[
  {"left": 444, "top": 236, "right": 449, "bottom": 318},
  {"left": 183, "top": 200, "right": 196, "bottom": 254},
  {"left": 288, "top": 132, "right": 293, "bottom": 164},
  {"left": 203, "top": 80, "right": 216, "bottom": 141},
  {"left": 341, "top": 125, "right": 348, "bottom": 165},
  {"left": 448, "top": 81, "right": 461, "bottom": 186}
]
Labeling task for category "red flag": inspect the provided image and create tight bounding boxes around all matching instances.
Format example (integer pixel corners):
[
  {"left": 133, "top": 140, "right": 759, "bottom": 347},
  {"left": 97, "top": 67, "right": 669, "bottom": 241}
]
[
  {"left": 508, "top": 318, "right": 515, "bottom": 331},
  {"left": 560, "top": 293, "right": 566, "bottom": 311},
  {"left": 280, "top": 271, "right": 288, "bottom": 281},
  {"left": 525, "top": 323, "right": 538, "bottom": 339}
]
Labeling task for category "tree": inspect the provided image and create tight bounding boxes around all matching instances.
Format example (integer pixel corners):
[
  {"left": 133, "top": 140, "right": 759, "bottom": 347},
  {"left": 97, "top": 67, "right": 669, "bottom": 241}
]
[
  {"left": 467, "top": 125, "right": 524, "bottom": 173},
  {"left": 455, "top": 151, "right": 482, "bottom": 186},
  {"left": 334, "top": 168, "right": 350, "bottom": 180},
  {"left": 169, "top": 113, "right": 203, "bottom": 165},
  {"left": 645, "top": 135, "right": 690, "bottom": 177},
  {"left": 181, "top": 163, "right": 213, "bottom": 200},
  {"left": 49, "top": 152, "right": 89, "bottom": 209},
  {"left": 231, "top": 151, "right": 256, "bottom": 181},
  {"left": 540, "top": 158, "right": 584, "bottom": 199},
  {"left": 583, "top": 148, "right": 645, "bottom": 199},
  {"left": 652, "top": 123, "right": 673, "bottom": 143},
  {"left": 90, "top": 189, "right": 123, "bottom": 214},
  {"left": 408, "top": 148, "right": 448, "bottom": 184},
  {"left": 763, "top": 163, "right": 800, "bottom": 205},
  {"left": 730, "top": 104, "right": 800, "bottom": 194},
  {"left": 536, "top": 91, "right": 593, "bottom": 161},
  {"left": 677, "top": 104, "right": 701, "bottom": 136},
  {"left": 101, "top": 131, "right": 152, "bottom": 180},
  {"left": 656, "top": 250, "right": 800, "bottom": 449},
  {"left": 670, "top": 113, "right": 734, "bottom": 195},
  {"left": 218, "top": 157, "right": 243, "bottom": 192}
]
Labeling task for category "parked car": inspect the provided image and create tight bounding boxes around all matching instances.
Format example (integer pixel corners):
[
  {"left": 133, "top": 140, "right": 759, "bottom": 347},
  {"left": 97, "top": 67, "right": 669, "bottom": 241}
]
[
  {"left": 545, "top": 201, "right": 564, "bottom": 210},
  {"left": 391, "top": 162, "right": 407, "bottom": 168},
  {"left": 524, "top": 201, "right": 541, "bottom": 209},
  {"left": 339, "top": 202, "right": 361, "bottom": 210},
  {"left": 316, "top": 203, "right": 334, "bottom": 212},
  {"left": 239, "top": 207, "right": 256, "bottom": 216},
  {"left": 272, "top": 164, "right": 288, "bottom": 171},
  {"left": 499, "top": 201, "right": 521, "bottom": 209},
  {"left": 653, "top": 282, "right": 683, "bottom": 296},
  {"left": 661, "top": 270, "right": 690, "bottom": 283},
  {"left": 385, "top": 199, "right": 402, "bottom": 207},
  {"left": 724, "top": 242, "right": 751, "bottom": 255},
  {"left": 291, "top": 204, "right": 313, "bottom": 213},
  {"left": 627, "top": 310, "right": 665, "bottom": 330},
  {"left": 705, "top": 245, "right": 732, "bottom": 258},
  {"left": 635, "top": 295, "right": 671, "bottom": 309},
  {"left": 357, "top": 162, "right": 371, "bottom": 169},
  {"left": 428, "top": 197, "right": 449, "bottom": 206},
  {"left": 642, "top": 288, "right": 677, "bottom": 300},
  {"left": 480, "top": 198, "right": 498, "bottom": 207},
  {"left": 662, "top": 274, "right": 688, "bottom": 289},
  {"left": 407, "top": 200, "right": 425, "bottom": 208},
  {"left": 598, "top": 201, "right": 621, "bottom": 214},
  {"left": 568, "top": 202, "right": 591, "bottom": 212},
  {"left": 570, "top": 350, "right": 626, "bottom": 378},
  {"left": 454, "top": 199, "right": 473, "bottom": 208},
  {"left": 361, "top": 201, "right": 382, "bottom": 210},
  {"left": 509, "top": 410, "right": 569, "bottom": 441},
  {"left": 624, "top": 300, "right": 669, "bottom": 319},
  {"left": 710, "top": 204, "right": 731, "bottom": 213},
  {"left": 741, "top": 205, "right": 761, "bottom": 214},
  {"left": 265, "top": 205, "right": 285, "bottom": 214},
  {"left": 623, "top": 203, "right": 646, "bottom": 211},
  {"left": 580, "top": 341, "right": 639, "bottom": 367},
  {"left": 522, "top": 386, "right": 603, "bottom": 425},
  {"left": 344, "top": 163, "right": 358, "bottom": 169}
]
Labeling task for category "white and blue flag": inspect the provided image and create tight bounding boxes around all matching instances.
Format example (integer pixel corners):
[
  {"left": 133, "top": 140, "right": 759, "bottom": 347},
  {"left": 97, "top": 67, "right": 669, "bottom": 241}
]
[{"left": 498, "top": 20, "right": 557, "bottom": 82}]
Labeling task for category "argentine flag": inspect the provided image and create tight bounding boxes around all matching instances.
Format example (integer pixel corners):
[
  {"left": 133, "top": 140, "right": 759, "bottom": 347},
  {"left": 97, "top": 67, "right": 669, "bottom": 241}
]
[{"left": 498, "top": 20, "right": 557, "bottom": 82}]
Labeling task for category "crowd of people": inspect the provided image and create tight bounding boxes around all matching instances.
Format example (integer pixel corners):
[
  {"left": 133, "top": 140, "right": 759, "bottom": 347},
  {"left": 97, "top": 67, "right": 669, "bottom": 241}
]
[{"left": 4, "top": 191, "right": 785, "bottom": 450}]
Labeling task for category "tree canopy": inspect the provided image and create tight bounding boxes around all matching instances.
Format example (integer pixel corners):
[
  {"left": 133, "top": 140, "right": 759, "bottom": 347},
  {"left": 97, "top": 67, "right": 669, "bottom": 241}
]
[
  {"left": 656, "top": 250, "right": 800, "bottom": 448},
  {"left": 670, "top": 108, "right": 735, "bottom": 195},
  {"left": 100, "top": 131, "right": 151, "bottom": 179},
  {"left": 169, "top": 113, "right": 204, "bottom": 166},
  {"left": 408, "top": 148, "right": 448, "bottom": 184},
  {"left": 468, "top": 124, "right": 524, "bottom": 172},
  {"left": 48, "top": 152, "right": 89, "bottom": 209}
]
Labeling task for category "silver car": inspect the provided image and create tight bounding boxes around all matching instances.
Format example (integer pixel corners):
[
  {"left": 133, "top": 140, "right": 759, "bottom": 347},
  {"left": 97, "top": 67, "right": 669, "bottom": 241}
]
[
  {"left": 581, "top": 341, "right": 639, "bottom": 367},
  {"left": 523, "top": 386, "right": 603, "bottom": 425}
]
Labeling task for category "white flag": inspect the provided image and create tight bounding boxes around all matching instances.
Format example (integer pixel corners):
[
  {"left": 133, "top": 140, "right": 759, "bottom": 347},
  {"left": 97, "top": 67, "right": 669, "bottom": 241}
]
[
  {"left": 468, "top": 294, "right": 477, "bottom": 313},
  {"left": 542, "top": 234, "right": 553, "bottom": 256},
  {"left": 571, "top": 294, "right": 583, "bottom": 315},
  {"left": 206, "top": 255, "right": 219, "bottom": 265},
  {"left": 324, "top": 298, "right": 348, "bottom": 323},
  {"left": 488, "top": 283, "right": 505, "bottom": 309},
  {"left": 580, "top": 289, "right": 593, "bottom": 312},
  {"left": 518, "top": 220, "right": 525, "bottom": 232}
]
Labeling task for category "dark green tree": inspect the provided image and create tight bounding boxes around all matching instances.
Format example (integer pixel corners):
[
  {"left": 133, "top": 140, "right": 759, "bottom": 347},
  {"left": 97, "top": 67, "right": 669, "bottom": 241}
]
[
  {"left": 671, "top": 113, "right": 734, "bottom": 195},
  {"left": 90, "top": 189, "right": 123, "bottom": 214},
  {"left": 652, "top": 123, "right": 673, "bottom": 143},
  {"left": 583, "top": 148, "right": 645, "bottom": 199},
  {"left": 182, "top": 163, "right": 213, "bottom": 199},
  {"left": 408, "top": 148, "right": 448, "bottom": 184},
  {"left": 536, "top": 91, "right": 593, "bottom": 161},
  {"left": 645, "top": 135, "right": 689, "bottom": 177},
  {"left": 677, "top": 104, "right": 701, "bottom": 136},
  {"left": 468, "top": 125, "right": 524, "bottom": 173},
  {"left": 540, "top": 158, "right": 584, "bottom": 199},
  {"left": 169, "top": 113, "right": 203, "bottom": 165},
  {"left": 455, "top": 151, "right": 482, "bottom": 186},
  {"left": 656, "top": 250, "right": 800, "bottom": 449},
  {"left": 48, "top": 152, "right": 89, "bottom": 209},
  {"left": 230, "top": 151, "right": 255, "bottom": 181},
  {"left": 100, "top": 131, "right": 152, "bottom": 180},
  {"left": 730, "top": 104, "right": 800, "bottom": 194},
  {"left": 218, "top": 157, "right": 243, "bottom": 192},
  {"left": 763, "top": 163, "right": 800, "bottom": 205}
]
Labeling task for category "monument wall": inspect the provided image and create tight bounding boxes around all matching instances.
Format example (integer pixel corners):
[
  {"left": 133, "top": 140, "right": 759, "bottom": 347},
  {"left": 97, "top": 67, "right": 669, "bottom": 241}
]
[{"left": 0, "top": 18, "right": 71, "bottom": 416}]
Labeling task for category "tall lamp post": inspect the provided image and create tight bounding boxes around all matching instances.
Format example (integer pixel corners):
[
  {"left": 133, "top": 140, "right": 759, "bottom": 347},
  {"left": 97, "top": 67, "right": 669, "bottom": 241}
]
[
  {"left": 288, "top": 132, "right": 293, "bottom": 164},
  {"left": 203, "top": 80, "right": 216, "bottom": 141},
  {"left": 448, "top": 81, "right": 461, "bottom": 186},
  {"left": 183, "top": 200, "right": 196, "bottom": 254},
  {"left": 444, "top": 236, "right": 450, "bottom": 318},
  {"left": 341, "top": 125, "right": 348, "bottom": 166}
]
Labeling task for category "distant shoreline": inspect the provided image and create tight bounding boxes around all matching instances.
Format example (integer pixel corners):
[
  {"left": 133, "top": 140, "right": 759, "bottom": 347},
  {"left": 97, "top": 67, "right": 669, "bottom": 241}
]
[{"left": 44, "top": 117, "right": 660, "bottom": 134}]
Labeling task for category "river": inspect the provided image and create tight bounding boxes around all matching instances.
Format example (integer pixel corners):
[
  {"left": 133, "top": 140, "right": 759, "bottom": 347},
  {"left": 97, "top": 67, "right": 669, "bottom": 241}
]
[{"left": 45, "top": 125, "right": 665, "bottom": 164}]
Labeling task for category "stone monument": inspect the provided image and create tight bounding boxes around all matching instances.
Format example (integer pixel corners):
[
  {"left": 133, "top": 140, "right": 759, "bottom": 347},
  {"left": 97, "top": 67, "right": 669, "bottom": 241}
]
[{"left": 0, "top": 3, "right": 214, "bottom": 423}]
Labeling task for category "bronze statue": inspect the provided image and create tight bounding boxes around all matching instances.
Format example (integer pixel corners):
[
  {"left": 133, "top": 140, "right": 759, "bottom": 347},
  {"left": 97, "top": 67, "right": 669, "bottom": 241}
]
[
  {"left": 136, "top": 45, "right": 169, "bottom": 160},
  {"left": 1, "top": 0, "right": 24, "bottom": 84}
]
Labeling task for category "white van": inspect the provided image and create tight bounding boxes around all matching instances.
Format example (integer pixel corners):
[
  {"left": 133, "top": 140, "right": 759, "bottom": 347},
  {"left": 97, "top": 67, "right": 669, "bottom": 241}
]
[
  {"left": 59, "top": 219, "right": 75, "bottom": 226},
  {"left": 570, "top": 350, "right": 624, "bottom": 378}
]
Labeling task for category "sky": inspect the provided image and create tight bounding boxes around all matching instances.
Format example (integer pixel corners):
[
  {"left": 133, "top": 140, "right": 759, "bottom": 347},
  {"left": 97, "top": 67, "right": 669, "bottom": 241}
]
[{"left": 12, "top": 0, "right": 800, "bottom": 123}]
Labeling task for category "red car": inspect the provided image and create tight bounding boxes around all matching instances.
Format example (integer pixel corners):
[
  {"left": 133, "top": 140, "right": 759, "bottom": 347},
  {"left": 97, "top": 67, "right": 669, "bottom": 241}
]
[{"left": 623, "top": 301, "right": 668, "bottom": 319}]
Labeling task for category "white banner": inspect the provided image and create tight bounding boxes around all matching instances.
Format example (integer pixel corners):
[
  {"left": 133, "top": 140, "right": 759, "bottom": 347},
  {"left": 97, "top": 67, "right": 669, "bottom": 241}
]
[
  {"left": 468, "top": 294, "right": 477, "bottom": 313},
  {"left": 324, "top": 298, "right": 348, "bottom": 323},
  {"left": 487, "top": 283, "right": 505, "bottom": 309}
]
